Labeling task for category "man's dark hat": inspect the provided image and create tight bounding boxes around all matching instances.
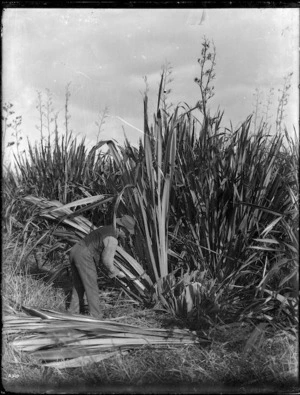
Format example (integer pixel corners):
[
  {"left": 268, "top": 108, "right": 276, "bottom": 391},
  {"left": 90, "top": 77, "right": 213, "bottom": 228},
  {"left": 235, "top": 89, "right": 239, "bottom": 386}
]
[{"left": 116, "top": 215, "right": 135, "bottom": 235}]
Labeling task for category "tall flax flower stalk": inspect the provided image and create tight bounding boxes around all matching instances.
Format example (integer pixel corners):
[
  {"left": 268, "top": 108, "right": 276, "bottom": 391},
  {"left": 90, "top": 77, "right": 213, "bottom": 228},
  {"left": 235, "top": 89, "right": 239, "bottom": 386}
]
[{"left": 64, "top": 83, "right": 71, "bottom": 204}]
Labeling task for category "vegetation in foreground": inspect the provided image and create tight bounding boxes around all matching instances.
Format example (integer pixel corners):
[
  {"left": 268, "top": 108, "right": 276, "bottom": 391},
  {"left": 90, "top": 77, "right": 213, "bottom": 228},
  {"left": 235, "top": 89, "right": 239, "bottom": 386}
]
[
  {"left": 2, "top": 238, "right": 298, "bottom": 392},
  {"left": 2, "top": 38, "right": 299, "bottom": 392}
]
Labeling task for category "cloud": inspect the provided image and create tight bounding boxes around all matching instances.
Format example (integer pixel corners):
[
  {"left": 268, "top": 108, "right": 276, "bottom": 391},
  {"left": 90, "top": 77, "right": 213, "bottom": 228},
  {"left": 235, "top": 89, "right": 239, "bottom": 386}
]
[{"left": 2, "top": 7, "right": 298, "bottom": 160}]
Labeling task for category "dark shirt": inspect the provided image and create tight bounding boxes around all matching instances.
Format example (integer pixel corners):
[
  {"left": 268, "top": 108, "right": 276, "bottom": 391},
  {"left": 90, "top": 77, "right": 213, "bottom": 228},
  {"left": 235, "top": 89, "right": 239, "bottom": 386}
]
[
  {"left": 82, "top": 226, "right": 119, "bottom": 276},
  {"left": 83, "top": 225, "right": 117, "bottom": 254}
]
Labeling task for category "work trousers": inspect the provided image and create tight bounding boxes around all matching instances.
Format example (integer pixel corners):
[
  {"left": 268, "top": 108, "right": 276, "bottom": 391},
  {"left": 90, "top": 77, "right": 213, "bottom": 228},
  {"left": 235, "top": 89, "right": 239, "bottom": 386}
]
[{"left": 69, "top": 241, "right": 103, "bottom": 318}]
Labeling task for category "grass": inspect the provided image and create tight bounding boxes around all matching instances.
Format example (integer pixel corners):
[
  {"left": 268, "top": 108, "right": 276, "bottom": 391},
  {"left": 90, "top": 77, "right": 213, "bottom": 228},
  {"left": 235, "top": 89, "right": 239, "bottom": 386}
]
[
  {"left": 2, "top": 236, "right": 298, "bottom": 394},
  {"left": 2, "top": 321, "right": 298, "bottom": 393},
  {"left": 3, "top": 324, "right": 298, "bottom": 390},
  {"left": 2, "top": 234, "right": 68, "bottom": 313}
]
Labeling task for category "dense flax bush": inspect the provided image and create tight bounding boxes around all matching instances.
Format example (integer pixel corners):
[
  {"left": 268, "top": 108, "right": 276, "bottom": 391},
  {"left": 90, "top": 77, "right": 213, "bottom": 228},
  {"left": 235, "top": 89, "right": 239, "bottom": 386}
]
[
  {"left": 4, "top": 95, "right": 297, "bottom": 329},
  {"left": 3, "top": 135, "right": 122, "bottom": 229},
  {"left": 167, "top": 116, "right": 298, "bottom": 325},
  {"left": 3, "top": 38, "right": 298, "bottom": 330}
]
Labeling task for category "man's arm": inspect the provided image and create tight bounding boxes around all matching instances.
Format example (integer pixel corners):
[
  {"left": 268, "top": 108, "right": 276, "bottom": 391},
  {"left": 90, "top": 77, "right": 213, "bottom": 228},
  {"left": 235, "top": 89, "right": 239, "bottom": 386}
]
[{"left": 102, "top": 236, "right": 125, "bottom": 278}]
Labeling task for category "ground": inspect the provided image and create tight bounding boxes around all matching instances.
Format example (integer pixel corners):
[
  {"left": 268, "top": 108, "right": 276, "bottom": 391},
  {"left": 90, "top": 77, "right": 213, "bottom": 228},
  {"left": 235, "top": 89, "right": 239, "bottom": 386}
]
[{"left": 2, "top": 238, "right": 299, "bottom": 394}]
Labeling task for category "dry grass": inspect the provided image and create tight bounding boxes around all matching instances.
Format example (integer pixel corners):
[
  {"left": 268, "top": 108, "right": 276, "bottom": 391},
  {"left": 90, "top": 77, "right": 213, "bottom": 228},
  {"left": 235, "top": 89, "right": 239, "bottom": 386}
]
[
  {"left": 2, "top": 234, "right": 67, "bottom": 313},
  {"left": 2, "top": 321, "right": 298, "bottom": 393},
  {"left": 2, "top": 292, "right": 298, "bottom": 393},
  {"left": 2, "top": 236, "right": 298, "bottom": 394}
]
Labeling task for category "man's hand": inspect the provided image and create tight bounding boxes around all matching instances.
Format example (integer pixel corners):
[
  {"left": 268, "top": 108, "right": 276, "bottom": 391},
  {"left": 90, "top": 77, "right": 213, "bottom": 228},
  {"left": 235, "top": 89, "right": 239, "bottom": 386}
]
[
  {"left": 116, "top": 271, "right": 126, "bottom": 279},
  {"left": 108, "top": 270, "right": 126, "bottom": 279}
]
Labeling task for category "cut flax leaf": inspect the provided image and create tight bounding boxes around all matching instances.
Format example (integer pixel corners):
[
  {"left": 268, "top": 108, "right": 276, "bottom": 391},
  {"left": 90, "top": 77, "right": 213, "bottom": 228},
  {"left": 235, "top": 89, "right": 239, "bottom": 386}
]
[
  {"left": 49, "top": 194, "right": 113, "bottom": 212},
  {"left": 43, "top": 350, "right": 129, "bottom": 368},
  {"left": 22, "top": 195, "right": 154, "bottom": 303},
  {"left": 4, "top": 306, "right": 206, "bottom": 368}
]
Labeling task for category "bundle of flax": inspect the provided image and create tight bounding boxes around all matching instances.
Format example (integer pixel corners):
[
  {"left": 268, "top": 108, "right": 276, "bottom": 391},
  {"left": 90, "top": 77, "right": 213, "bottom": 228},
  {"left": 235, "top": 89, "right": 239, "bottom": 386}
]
[{"left": 3, "top": 306, "right": 207, "bottom": 368}]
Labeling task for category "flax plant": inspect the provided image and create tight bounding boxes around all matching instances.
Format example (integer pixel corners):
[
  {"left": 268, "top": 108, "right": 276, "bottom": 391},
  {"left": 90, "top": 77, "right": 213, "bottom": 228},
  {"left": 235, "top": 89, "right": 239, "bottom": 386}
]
[
  {"left": 4, "top": 40, "right": 298, "bottom": 329},
  {"left": 3, "top": 306, "right": 202, "bottom": 369},
  {"left": 170, "top": 114, "right": 298, "bottom": 326},
  {"left": 99, "top": 74, "right": 180, "bottom": 307}
]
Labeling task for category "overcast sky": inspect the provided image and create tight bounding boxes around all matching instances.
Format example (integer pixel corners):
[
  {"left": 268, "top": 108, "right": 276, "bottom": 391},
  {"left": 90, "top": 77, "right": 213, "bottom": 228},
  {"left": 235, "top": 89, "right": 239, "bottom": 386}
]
[{"left": 2, "top": 8, "right": 299, "bottom": 160}]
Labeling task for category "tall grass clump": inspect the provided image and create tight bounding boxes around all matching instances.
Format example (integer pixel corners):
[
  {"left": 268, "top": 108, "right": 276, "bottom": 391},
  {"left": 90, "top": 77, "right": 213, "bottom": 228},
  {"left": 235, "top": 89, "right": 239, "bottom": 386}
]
[{"left": 2, "top": 233, "right": 66, "bottom": 313}]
